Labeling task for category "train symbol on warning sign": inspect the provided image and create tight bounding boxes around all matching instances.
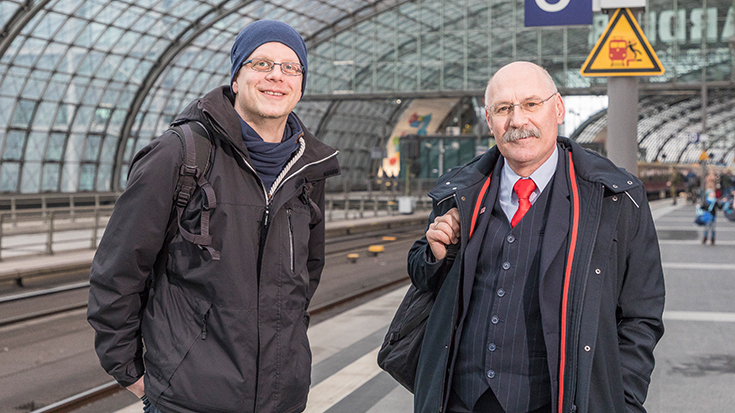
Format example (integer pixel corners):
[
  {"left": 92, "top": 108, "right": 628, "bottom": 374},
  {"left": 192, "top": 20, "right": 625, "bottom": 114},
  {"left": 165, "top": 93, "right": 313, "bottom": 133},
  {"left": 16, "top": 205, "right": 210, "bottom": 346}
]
[{"left": 608, "top": 37, "right": 642, "bottom": 67}]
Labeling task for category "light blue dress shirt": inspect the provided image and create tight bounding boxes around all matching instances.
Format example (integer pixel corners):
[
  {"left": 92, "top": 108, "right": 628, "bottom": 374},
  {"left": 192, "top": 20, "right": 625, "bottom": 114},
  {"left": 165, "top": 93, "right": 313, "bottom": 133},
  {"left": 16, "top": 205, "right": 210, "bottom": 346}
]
[{"left": 499, "top": 145, "right": 559, "bottom": 223}]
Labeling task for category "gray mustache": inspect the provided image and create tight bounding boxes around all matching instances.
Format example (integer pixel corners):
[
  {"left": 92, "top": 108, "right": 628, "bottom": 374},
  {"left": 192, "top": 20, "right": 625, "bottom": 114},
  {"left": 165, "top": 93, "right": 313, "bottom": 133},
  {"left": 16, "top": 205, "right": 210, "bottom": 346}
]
[{"left": 503, "top": 127, "right": 541, "bottom": 142}]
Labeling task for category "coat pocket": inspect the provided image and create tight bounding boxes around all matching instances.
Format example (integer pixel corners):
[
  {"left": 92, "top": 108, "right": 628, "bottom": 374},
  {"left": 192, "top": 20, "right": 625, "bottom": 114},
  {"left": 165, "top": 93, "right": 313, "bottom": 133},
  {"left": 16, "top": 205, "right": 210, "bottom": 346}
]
[{"left": 142, "top": 281, "right": 212, "bottom": 385}]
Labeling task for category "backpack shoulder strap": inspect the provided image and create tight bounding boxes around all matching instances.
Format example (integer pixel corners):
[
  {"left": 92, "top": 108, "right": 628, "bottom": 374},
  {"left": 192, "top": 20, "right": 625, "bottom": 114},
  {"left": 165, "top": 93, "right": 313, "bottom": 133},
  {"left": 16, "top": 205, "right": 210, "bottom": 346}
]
[{"left": 168, "top": 121, "right": 220, "bottom": 260}]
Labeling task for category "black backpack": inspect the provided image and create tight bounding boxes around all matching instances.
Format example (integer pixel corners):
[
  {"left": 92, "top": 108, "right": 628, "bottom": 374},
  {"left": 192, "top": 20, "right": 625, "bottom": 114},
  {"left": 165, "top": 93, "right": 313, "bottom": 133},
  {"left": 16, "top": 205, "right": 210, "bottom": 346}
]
[
  {"left": 129, "top": 120, "right": 220, "bottom": 262},
  {"left": 166, "top": 120, "right": 220, "bottom": 260}
]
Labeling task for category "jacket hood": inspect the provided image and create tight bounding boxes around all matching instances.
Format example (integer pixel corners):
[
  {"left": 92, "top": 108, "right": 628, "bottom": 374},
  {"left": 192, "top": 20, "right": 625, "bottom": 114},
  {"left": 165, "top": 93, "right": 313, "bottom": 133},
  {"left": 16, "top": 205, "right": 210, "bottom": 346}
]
[
  {"left": 172, "top": 86, "right": 247, "bottom": 153},
  {"left": 429, "top": 136, "right": 640, "bottom": 201},
  {"left": 172, "top": 86, "right": 339, "bottom": 180}
]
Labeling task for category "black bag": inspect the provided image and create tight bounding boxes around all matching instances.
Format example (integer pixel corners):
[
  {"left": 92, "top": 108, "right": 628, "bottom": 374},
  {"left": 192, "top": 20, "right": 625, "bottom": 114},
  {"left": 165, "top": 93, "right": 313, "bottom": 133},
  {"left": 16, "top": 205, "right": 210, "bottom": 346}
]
[
  {"left": 167, "top": 121, "right": 220, "bottom": 260},
  {"left": 377, "top": 284, "right": 435, "bottom": 393},
  {"left": 129, "top": 120, "right": 217, "bottom": 308},
  {"left": 377, "top": 173, "right": 492, "bottom": 394},
  {"left": 129, "top": 120, "right": 219, "bottom": 267}
]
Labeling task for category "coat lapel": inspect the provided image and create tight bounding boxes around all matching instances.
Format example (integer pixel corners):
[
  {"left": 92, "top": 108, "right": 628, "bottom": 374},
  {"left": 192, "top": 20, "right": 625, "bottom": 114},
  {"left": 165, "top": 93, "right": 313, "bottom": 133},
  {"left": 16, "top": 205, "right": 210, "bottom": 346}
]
[
  {"left": 459, "top": 168, "right": 502, "bottom": 312},
  {"left": 539, "top": 151, "right": 571, "bottom": 282}
]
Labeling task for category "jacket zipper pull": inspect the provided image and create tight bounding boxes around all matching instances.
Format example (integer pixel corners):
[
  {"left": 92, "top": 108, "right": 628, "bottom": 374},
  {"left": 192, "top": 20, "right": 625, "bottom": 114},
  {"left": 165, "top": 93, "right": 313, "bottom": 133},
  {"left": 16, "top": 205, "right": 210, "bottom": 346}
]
[
  {"left": 201, "top": 311, "right": 209, "bottom": 340},
  {"left": 263, "top": 205, "right": 271, "bottom": 229}
]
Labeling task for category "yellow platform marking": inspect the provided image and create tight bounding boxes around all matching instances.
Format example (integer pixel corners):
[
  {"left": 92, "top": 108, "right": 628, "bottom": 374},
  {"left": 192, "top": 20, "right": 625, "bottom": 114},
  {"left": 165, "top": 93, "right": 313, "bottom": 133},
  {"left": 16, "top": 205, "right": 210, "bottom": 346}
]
[{"left": 368, "top": 245, "right": 385, "bottom": 255}]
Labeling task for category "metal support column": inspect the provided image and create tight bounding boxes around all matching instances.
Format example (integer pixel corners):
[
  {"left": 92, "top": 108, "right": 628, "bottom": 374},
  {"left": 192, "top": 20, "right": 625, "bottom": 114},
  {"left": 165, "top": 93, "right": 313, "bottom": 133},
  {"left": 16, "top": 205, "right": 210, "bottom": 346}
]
[{"left": 606, "top": 77, "right": 639, "bottom": 176}]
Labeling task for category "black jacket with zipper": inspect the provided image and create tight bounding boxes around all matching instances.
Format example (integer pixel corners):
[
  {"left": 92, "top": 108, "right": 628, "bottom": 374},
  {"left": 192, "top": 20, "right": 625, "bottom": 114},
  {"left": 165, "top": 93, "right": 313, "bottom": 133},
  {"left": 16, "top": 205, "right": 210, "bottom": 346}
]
[
  {"left": 88, "top": 86, "right": 340, "bottom": 413},
  {"left": 409, "top": 137, "right": 664, "bottom": 413}
]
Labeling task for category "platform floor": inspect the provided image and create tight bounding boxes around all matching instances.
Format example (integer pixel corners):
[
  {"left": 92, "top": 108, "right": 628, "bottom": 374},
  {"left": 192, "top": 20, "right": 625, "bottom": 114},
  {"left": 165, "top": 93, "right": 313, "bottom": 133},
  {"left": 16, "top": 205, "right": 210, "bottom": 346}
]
[{"left": 110, "top": 198, "right": 735, "bottom": 413}]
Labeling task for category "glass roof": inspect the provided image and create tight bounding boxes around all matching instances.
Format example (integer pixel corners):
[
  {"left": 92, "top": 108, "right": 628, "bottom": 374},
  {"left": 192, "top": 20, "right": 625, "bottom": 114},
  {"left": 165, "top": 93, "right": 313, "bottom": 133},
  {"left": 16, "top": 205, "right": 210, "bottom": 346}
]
[
  {"left": 0, "top": 0, "right": 733, "bottom": 193},
  {"left": 573, "top": 91, "right": 735, "bottom": 167}
]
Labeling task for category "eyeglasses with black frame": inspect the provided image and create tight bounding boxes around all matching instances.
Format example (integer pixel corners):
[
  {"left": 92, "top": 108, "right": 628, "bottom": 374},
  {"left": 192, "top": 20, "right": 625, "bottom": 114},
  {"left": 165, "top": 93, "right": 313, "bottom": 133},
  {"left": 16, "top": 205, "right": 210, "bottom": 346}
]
[
  {"left": 242, "top": 58, "right": 304, "bottom": 76},
  {"left": 486, "top": 92, "right": 558, "bottom": 117}
]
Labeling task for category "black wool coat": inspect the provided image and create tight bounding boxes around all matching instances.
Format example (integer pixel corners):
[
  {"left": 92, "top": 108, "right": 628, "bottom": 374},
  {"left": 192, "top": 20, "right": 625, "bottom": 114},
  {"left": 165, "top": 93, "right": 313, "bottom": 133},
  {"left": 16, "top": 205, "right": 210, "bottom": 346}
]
[{"left": 408, "top": 138, "right": 665, "bottom": 413}]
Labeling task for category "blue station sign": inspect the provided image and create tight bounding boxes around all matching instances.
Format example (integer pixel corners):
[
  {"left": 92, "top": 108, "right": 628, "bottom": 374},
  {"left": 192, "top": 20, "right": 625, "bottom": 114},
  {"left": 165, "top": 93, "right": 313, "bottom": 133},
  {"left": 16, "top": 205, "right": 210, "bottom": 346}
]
[{"left": 525, "top": 0, "right": 593, "bottom": 27}]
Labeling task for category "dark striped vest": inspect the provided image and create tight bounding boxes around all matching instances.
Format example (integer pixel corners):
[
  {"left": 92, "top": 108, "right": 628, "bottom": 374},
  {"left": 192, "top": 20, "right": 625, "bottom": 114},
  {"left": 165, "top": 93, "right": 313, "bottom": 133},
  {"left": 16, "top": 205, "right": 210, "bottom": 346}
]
[{"left": 452, "top": 161, "right": 554, "bottom": 413}]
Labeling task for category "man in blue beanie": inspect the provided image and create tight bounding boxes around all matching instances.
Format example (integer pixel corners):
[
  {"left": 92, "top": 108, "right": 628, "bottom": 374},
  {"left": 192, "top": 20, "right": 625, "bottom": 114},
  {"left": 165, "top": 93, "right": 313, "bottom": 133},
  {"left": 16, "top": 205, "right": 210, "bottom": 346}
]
[{"left": 89, "top": 19, "right": 340, "bottom": 413}]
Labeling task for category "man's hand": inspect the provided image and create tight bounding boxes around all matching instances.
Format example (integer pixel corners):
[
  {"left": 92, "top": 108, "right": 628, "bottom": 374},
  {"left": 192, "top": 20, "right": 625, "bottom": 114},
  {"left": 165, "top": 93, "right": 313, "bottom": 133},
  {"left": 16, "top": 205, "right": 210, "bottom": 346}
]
[
  {"left": 126, "top": 376, "right": 145, "bottom": 398},
  {"left": 426, "top": 207, "right": 461, "bottom": 261}
]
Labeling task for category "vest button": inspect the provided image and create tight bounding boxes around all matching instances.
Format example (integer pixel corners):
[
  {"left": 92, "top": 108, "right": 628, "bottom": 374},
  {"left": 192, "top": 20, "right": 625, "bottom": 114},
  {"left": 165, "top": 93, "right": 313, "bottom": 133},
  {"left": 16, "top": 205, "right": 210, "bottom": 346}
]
[
  {"left": 488, "top": 343, "right": 497, "bottom": 351},
  {"left": 507, "top": 234, "right": 515, "bottom": 243},
  {"left": 486, "top": 370, "right": 496, "bottom": 379},
  {"left": 491, "top": 315, "right": 499, "bottom": 324},
  {"left": 497, "top": 288, "right": 506, "bottom": 297},
  {"left": 502, "top": 261, "right": 511, "bottom": 270}
]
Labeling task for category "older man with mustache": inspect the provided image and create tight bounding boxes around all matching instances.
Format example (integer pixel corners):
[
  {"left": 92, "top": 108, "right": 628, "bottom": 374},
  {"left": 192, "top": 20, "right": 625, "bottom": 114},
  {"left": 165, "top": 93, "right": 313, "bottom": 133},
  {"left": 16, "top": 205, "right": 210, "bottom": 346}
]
[{"left": 404, "top": 61, "right": 665, "bottom": 413}]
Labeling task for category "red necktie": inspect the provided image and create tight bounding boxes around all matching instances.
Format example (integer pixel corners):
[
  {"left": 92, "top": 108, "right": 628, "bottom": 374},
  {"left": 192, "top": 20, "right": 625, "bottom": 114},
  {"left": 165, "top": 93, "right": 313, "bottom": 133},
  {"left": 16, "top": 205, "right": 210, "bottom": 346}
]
[{"left": 511, "top": 178, "right": 537, "bottom": 228}]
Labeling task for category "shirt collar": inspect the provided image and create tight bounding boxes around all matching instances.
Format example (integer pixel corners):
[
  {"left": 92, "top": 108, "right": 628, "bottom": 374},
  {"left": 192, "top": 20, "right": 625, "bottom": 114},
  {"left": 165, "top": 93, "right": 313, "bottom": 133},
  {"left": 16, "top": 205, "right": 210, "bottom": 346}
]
[
  {"left": 502, "top": 144, "right": 559, "bottom": 194},
  {"left": 499, "top": 145, "right": 559, "bottom": 222}
]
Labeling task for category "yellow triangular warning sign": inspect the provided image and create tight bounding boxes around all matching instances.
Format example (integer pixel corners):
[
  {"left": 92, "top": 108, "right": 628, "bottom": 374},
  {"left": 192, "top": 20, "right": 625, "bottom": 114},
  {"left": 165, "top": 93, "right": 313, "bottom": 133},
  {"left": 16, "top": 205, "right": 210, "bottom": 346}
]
[{"left": 580, "top": 8, "right": 664, "bottom": 77}]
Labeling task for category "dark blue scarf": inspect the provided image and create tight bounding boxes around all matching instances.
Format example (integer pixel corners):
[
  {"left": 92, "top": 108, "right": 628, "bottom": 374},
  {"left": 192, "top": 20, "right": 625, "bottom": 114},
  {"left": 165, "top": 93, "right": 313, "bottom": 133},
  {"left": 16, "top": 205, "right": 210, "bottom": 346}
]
[{"left": 239, "top": 113, "right": 302, "bottom": 192}]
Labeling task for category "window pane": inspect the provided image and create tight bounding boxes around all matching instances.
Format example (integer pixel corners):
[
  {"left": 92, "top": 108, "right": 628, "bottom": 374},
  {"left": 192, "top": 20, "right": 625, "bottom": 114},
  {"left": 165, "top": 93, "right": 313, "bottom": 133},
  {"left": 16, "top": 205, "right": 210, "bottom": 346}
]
[
  {"left": 34, "top": 101, "right": 57, "bottom": 129},
  {"left": 3, "top": 130, "right": 26, "bottom": 160},
  {"left": 91, "top": 107, "right": 111, "bottom": 132},
  {"left": 123, "top": 136, "right": 135, "bottom": 162},
  {"left": 119, "top": 164, "right": 129, "bottom": 189},
  {"left": 65, "top": 133, "right": 84, "bottom": 162},
  {"left": 61, "top": 163, "right": 79, "bottom": 192},
  {"left": 42, "top": 163, "right": 60, "bottom": 191},
  {"left": 24, "top": 132, "right": 46, "bottom": 161},
  {"left": 83, "top": 135, "right": 102, "bottom": 161},
  {"left": 0, "top": 97, "right": 14, "bottom": 127},
  {"left": 11, "top": 99, "right": 37, "bottom": 127},
  {"left": 72, "top": 106, "right": 94, "bottom": 132},
  {"left": 20, "top": 162, "right": 41, "bottom": 193},
  {"left": 100, "top": 135, "right": 117, "bottom": 162},
  {"left": 0, "top": 163, "right": 20, "bottom": 192},
  {"left": 22, "top": 75, "right": 47, "bottom": 99},
  {"left": 46, "top": 133, "right": 66, "bottom": 161},
  {"left": 45, "top": 77, "right": 68, "bottom": 101},
  {"left": 96, "top": 164, "right": 112, "bottom": 192},
  {"left": 79, "top": 163, "right": 96, "bottom": 191},
  {"left": 107, "top": 109, "right": 125, "bottom": 135},
  {"left": 54, "top": 103, "right": 73, "bottom": 128}
]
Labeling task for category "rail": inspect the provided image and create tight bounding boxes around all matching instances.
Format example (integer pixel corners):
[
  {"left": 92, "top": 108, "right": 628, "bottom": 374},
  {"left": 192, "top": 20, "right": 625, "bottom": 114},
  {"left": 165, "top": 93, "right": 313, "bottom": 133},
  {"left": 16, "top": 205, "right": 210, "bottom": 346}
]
[
  {"left": 0, "top": 204, "right": 114, "bottom": 264},
  {"left": 0, "top": 191, "right": 431, "bottom": 264}
]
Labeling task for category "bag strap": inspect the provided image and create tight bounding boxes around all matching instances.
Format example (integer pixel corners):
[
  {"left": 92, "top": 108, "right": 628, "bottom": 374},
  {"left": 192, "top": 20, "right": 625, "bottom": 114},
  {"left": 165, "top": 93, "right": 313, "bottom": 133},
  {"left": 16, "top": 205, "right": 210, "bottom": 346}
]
[{"left": 169, "top": 121, "right": 220, "bottom": 260}]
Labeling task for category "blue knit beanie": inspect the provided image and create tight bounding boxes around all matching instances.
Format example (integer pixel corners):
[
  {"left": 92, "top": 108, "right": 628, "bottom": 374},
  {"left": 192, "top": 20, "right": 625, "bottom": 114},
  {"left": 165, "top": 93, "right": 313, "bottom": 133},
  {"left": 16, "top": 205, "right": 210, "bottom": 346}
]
[{"left": 230, "top": 20, "right": 308, "bottom": 95}]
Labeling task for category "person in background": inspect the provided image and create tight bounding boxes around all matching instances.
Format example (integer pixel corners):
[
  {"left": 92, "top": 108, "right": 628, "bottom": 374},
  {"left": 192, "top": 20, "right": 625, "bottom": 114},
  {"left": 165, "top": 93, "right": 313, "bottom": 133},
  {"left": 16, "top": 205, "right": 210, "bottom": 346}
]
[
  {"left": 701, "top": 188, "right": 723, "bottom": 245},
  {"left": 705, "top": 170, "right": 717, "bottom": 195},
  {"left": 667, "top": 166, "right": 682, "bottom": 205},
  {"left": 407, "top": 61, "right": 665, "bottom": 413},
  {"left": 88, "top": 20, "right": 339, "bottom": 413},
  {"left": 684, "top": 169, "right": 698, "bottom": 204}
]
